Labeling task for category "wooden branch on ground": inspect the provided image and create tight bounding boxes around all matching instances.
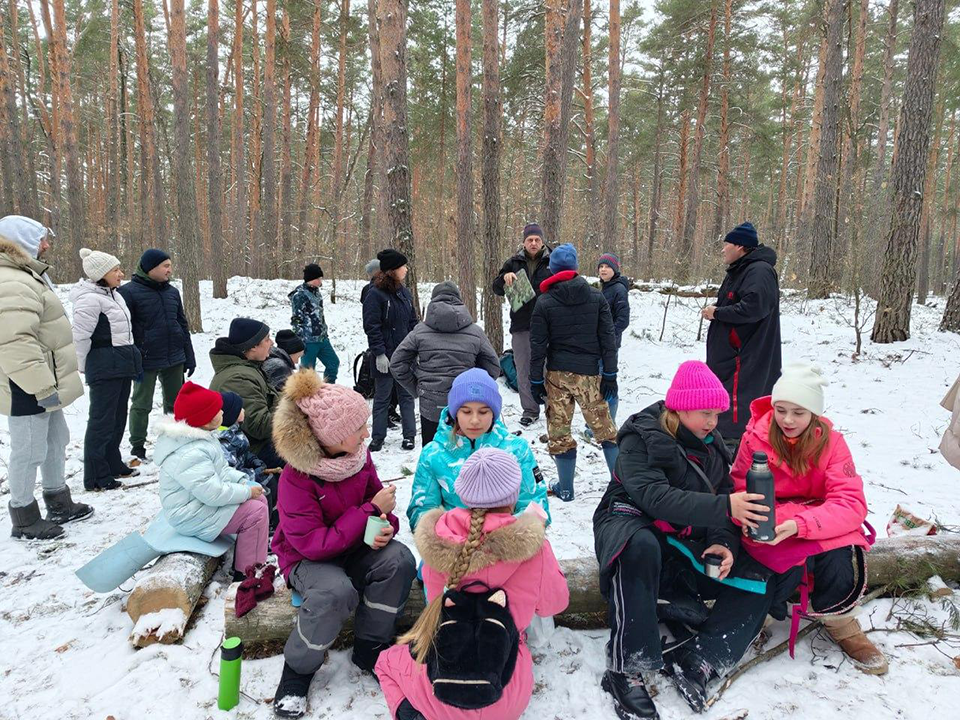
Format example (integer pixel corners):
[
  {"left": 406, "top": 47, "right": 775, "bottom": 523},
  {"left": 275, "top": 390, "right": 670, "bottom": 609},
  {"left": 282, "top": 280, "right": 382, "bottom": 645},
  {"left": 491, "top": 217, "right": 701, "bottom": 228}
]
[{"left": 224, "top": 535, "right": 960, "bottom": 649}]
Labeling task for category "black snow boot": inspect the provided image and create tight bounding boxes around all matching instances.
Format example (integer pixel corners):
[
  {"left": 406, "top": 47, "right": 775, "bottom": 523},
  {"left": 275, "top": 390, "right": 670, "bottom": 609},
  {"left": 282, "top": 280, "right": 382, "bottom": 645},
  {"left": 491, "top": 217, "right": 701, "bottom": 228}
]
[
  {"left": 43, "top": 487, "right": 94, "bottom": 525},
  {"left": 113, "top": 465, "right": 140, "bottom": 479},
  {"left": 352, "top": 638, "right": 390, "bottom": 674},
  {"left": 601, "top": 670, "right": 660, "bottom": 720},
  {"left": 396, "top": 699, "right": 426, "bottom": 720},
  {"left": 670, "top": 651, "right": 714, "bottom": 713},
  {"left": 273, "top": 662, "right": 315, "bottom": 718},
  {"left": 9, "top": 500, "right": 64, "bottom": 540},
  {"left": 131, "top": 445, "right": 147, "bottom": 461}
]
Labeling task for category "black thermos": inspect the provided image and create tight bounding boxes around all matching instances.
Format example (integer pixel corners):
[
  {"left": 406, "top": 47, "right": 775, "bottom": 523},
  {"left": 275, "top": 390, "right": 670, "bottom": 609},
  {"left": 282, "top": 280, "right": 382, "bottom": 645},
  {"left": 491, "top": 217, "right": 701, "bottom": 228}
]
[{"left": 746, "top": 451, "right": 776, "bottom": 542}]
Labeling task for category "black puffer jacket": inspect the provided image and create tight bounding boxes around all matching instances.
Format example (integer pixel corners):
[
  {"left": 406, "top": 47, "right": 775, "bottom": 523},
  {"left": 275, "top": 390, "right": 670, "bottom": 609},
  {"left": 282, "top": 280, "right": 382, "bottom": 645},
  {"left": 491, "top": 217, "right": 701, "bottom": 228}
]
[
  {"left": 600, "top": 273, "right": 631, "bottom": 347},
  {"left": 117, "top": 268, "right": 196, "bottom": 373},
  {"left": 491, "top": 246, "right": 553, "bottom": 333},
  {"left": 706, "top": 246, "right": 781, "bottom": 440},
  {"left": 593, "top": 402, "right": 740, "bottom": 594},
  {"left": 361, "top": 274, "right": 418, "bottom": 358},
  {"left": 529, "top": 271, "right": 617, "bottom": 381}
]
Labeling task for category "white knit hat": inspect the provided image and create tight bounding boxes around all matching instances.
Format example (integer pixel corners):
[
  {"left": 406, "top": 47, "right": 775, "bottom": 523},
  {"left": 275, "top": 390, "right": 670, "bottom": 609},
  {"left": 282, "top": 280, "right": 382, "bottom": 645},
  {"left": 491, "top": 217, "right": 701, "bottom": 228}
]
[
  {"left": 771, "top": 363, "right": 828, "bottom": 416},
  {"left": 80, "top": 248, "right": 121, "bottom": 282}
]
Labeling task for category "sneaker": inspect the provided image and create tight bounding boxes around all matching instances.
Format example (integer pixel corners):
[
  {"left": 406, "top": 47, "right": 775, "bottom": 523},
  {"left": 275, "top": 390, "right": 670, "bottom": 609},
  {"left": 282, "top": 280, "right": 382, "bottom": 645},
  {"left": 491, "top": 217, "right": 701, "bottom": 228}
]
[
  {"left": 131, "top": 445, "right": 147, "bottom": 461},
  {"left": 671, "top": 651, "right": 713, "bottom": 713},
  {"left": 368, "top": 439, "right": 384, "bottom": 452},
  {"left": 601, "top": 670, "right": 660, "bottom": 720},
  {"left": 519, "top": 416, "right": 536, "bottom": 427},
  {"left": 401, "top": 438, "right": 415, "bottom": 451},
  {"left": 273, "top": 662, "right": 315, "bottom": 718}
]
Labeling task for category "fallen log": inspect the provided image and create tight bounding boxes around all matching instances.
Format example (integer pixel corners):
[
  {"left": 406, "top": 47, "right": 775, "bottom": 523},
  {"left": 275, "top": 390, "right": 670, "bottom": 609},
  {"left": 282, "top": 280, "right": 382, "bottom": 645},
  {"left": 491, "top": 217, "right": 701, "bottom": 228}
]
[
  {"left": 224, "top": 534, "right": 960, "bottom": 648},
  {"left": 127, "top": 551, "right": 220, "bottom": 648}
]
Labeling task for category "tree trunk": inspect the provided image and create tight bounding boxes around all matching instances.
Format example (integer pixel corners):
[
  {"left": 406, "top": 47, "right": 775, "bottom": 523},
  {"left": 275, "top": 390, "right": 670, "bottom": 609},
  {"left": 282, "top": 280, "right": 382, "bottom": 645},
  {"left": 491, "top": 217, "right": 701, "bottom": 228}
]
[
  {"left": 455, "top": 0, "right": 477, "bottom": 316},
  {"left": 677, "top": 0, "right": 717, "bottom": 282},
  {"left": 297, "top": 0, "right": 321, "bottom": 255},
  {"left": 0, "top": 6, "right": 26, "bottom": 216},
  {"left": 329, "top": 0, "right": 350, "bottom": 294},
  {"left": 249, "top": 0, "right": 262, "bottom": 274},
  {"left": 168, "top": 0, "right": 204, "bottom": 332},
  {"left": 916, "top": 107, "right": 944, "bottom": 305},
  {"left": 796, "top": 32, "right": 828, "bottom": 271},
  {"left": 601, "top": 0, "right": 623, "bottom": 255},
  {"left": 279, "top": 9, "right": 293, "bottom": 264},
  {"left": 557, "top": 0, "right": 583, "bottom": 234},
  {"left": 807, "top": 0, "right": 846, "bottom": 299},
  {"left": 540, "top": 0, "right": 564, "bottom": 244},
  {"left": 872, "top": 0, "right": 946, "bottom": 342},
  {"left": 360, "top": 0, "right": 383, "bottom": 262},
  {"left": 647, "top": 60, "right": 666, "bottom": 268},
  {"left": 261, "top": 0, "right": 278, "bottom": 274},
  {"left": 378, "top": 0, "right": 421, "bottom": 313},
  {"left": 934, "top": 114, "right": 956, "bottom": 296},
  {"left": 207, "top": 0, "right": 227, "bottom": 298},
  {"left": 481, "top": 0, "right": 503, "bottom": 354},
  {"left": 774, "top": 38, "right": 804, "bottom": 249},
  {"left": 673, "top": 111, "right": 690, "bottom": 273},
  {"left": 582, "top": 0, "right": 599, "bottom": 248},
  {"left": 106, "top": 0, "right": 121, "bottom": 246}
]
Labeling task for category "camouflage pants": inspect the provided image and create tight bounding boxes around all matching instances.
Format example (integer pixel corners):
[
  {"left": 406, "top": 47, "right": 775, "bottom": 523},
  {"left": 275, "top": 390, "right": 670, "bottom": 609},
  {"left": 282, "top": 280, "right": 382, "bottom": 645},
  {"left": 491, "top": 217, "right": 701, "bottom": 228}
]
[{"left": 545, "top": 369, "right": 617, "bottom": 455}]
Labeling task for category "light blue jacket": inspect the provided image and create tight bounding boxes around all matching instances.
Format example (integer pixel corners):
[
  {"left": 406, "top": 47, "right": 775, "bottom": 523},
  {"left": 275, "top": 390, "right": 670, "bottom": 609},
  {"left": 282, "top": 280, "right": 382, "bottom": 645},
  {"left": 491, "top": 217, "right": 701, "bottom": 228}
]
[
  {"left": 408, "top": 407, "right": 551, "bottom": 531},
  {"left": 155, "top": 416, "right": 252, "bottom": 542}
]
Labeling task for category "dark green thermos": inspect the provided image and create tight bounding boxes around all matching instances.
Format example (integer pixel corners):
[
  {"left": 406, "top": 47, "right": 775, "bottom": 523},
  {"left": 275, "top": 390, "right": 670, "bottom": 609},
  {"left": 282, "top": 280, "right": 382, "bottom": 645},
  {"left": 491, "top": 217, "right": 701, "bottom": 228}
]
[{"left": 218, "top": 636, "right": 243, "bottom": 710}]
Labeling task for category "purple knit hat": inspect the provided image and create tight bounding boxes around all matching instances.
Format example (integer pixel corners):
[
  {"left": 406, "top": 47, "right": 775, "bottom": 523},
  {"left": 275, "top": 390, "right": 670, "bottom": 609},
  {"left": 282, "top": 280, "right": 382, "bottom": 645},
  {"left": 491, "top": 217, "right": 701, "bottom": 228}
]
[
  {"left": 664, "top": 361, "right": 730, "bottom": 412},
  {"left": 454, "top": 448, "right": 522, "bottom": 509}
]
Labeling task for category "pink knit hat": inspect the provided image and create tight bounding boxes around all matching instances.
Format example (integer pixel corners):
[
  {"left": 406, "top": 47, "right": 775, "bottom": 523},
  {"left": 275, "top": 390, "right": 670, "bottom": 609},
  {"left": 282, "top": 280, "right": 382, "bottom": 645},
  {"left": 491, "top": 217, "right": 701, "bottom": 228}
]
[
  {"left": 295, "top": 380, "right": 371, "bottom": 447},
  {"left": 664, "top": 361, "right": 730, "bottom": 412}
]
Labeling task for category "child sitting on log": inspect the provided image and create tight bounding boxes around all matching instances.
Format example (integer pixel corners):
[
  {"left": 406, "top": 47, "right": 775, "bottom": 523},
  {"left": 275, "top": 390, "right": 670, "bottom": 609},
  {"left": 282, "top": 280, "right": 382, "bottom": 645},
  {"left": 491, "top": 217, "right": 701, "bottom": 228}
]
[
  {"left": 375, "top": 448, "right": 569, "bottom": 720},
  {"left": 730, "top": 363, "right": 887, "bottom": 675},
  {"left": 269, "top": 369, "right": 417, "bottom": 719},
  {"left": 155, "top": 382, "right": 270, "bottom": 582},
  {"left": 216, "top": 391, "right": 275, "bottom": 488}
]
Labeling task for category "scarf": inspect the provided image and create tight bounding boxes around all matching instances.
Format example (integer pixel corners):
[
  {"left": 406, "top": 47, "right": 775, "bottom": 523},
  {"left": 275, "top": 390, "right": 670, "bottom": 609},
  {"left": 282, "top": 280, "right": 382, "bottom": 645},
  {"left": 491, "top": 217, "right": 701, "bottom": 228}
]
[{"left": 306, "top": 445, "right": 366, "bottom": 482}]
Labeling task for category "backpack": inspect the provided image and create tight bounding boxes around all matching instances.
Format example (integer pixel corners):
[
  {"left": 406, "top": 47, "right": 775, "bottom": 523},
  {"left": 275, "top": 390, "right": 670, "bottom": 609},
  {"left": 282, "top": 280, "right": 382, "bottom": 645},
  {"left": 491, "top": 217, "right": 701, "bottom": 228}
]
[
  {"left": 353, "top": 351, "right": 376, "bottom": 399},
  {"left": 499, "top": 349, "right": 518, "bottom": 392},
  {"left": 427, "top": 581, "right": 520, "bottom": 710}
]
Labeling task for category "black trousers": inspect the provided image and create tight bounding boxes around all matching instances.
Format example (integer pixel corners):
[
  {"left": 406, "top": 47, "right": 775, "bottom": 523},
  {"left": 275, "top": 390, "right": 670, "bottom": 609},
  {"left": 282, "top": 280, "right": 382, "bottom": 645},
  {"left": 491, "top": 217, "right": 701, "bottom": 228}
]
[
  {"left": 420, "top": 415, "right": 440, "bottom": 447},
  {"left": 83, "top": 378, "right": 132, "bottom": 489}
]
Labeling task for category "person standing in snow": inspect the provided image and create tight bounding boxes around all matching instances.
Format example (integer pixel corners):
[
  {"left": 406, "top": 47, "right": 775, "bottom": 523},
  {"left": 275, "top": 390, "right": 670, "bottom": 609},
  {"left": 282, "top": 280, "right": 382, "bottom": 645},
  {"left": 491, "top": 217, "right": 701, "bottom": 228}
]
[
  {"left": 731, "top": 364, "right": 887, "bottom": 676},
  {"left": 362, "top": 249, "right": 418, "bottom": 451},
  {"left": 119, "top": 248, "right": 196, "bottom": 461},
  {"left": 0, "top": 215, "right": 89, "bottom": 540},
  {"left": 595, "top": 252, "right": 630, "bottom": 427},
  {"left": 263, "top": 330, "right": 305, "bottom": 392},
  {"left": 375, "top": 448, "right": 569, "bottom": 720},
  {"left": 529, "top": 243, "right": 619, "bottom": 502},
  {"left": 269, "top": 369, "right": 416, "bottom": 719},
  {"left": 492, "top": 223, "right": 553, "bottom": 427},
  {"left": 390, "top": 282, "right": 500, "bottom": 446},
  {"left": 289, "top": 263, "right": 340, "bottom": 382},
  {"left": 702, "top": 222, "right": 781, "bottom": 448},
  {"left": 593, "top": 361, "right": 776, "bottom": 717},
  {"left": 71, "top": 249, "right": 143, "bottom": 491}
]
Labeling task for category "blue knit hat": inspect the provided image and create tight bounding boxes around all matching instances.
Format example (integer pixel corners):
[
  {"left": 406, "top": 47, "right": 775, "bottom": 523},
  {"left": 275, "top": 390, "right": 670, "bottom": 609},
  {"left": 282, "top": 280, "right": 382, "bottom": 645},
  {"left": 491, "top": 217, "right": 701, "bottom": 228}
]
[
  {"left": 724, "top": 222, "right": 758, "bottom": 248},
  {"left": 549, "top": 243, "right": 579, "bottom": 273},
  {"left": 228, "top": 317, "right": 270, "bottom": 352},
  {"left": 139, "top": 248, "right": 171, "bottom": 273},
  {"left": 219, "top": 391, "right": 244, "bottom": 427},
  {"left": 447, "top": 368, "right": 502, "bottom": 422}
]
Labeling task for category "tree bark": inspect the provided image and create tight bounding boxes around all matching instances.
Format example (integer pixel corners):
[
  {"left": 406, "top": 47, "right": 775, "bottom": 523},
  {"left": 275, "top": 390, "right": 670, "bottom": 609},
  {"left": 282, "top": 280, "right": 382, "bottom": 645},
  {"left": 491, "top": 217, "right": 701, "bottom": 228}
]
[
  {"left": 297, "top": 0, "right": 321, "bottom": 255},
  {"left": 540, "top": 0, "right": 564, "bottom": 244},
  {"left": 360, "top": 0, "right": 384, "bottom": 262},
  {"left": 261, "top": 0, "right": 278, "bottom": 274},
  {"left": 249, "top": 0, "right": 262, "bottom": 273},
  {"left": 711, "top": 0, "right": 733, "bottom": 245},
  {"left": 481, "top": 0, "right": 503, "bottom": 354},
  {"left": 601, "top": 0, "right": 623, "bottom": 256},
  {"left": 329, "top": 0, "right": 350, "bottom": 293},
  {"left": 647, "top": 60, "right": 666, "bottom": 269},
  {"left": 455, "top": 0, "right": 477, "bottom": 316},
  {"left": 279, "top": 9, "right": 293, "bottom": 264},
  {"left": 916, "top": 107, "right": 944, "bottom": 305},
  {"left": 0, "top": 6, "right": 26, "bottom": 216},
  {"left": 872, "top": 0, "right": 946, "bottom": 342},
  {"left": 796, "top": 32, "right": 828, "bottom": 271},
  {"left": 582, "top": 0, "right": 599, "bottom": 248},
  {"left": 673, "top": 111, "right": 690, "bottom": 273},
  {"left": 231, "top": 0, "right": 247, "bottom": 266},
  {"left": 207, "top": 0, "right": 227, "bottom": 298},
  {"left": 106, "top": 0, "right": 121, "bottom": 246},
  {"left": 132, "top": 0, "right": 166, "bottom": 249}
]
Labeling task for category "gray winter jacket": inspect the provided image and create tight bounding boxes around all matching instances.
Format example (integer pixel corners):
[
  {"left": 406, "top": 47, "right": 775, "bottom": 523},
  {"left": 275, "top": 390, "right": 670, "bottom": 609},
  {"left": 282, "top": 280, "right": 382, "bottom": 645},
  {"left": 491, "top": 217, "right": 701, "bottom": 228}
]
[
  {"left": 69, "top": 280, "right": 141, "bottom": 383},
  {"left": 389, "top": 282, "right": 500, "bottom": 422}
]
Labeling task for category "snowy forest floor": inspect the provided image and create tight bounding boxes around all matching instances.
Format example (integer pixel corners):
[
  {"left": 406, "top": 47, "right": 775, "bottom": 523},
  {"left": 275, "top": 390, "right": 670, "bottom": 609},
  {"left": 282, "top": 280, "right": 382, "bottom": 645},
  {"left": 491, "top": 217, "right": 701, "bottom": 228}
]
[{"left": 2, "top": 277, "right": 960, "bottom": 720}]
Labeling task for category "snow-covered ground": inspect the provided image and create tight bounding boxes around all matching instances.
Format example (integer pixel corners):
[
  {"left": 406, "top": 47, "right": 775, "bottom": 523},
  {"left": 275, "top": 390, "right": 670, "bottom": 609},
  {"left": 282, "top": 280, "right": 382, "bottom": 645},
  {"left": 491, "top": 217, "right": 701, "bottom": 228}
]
[{"left": 2, "top": 276, "right": 959, "bottom": 720}]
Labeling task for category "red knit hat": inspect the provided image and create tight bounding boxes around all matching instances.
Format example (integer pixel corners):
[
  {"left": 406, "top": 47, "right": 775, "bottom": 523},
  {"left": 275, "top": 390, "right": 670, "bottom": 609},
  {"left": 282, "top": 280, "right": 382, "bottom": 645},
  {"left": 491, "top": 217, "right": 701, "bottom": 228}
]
[
  {"left": 174, "top": 381, "right": 224, "bottom": 427},
  {"left": 664, "top": 361, "right": 730, "bottom": 412}
]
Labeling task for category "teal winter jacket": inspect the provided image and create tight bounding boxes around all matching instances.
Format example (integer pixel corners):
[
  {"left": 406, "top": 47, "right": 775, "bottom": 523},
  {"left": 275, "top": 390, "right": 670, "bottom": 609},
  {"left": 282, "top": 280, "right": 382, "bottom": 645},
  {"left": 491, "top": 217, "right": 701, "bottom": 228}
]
[{"left": 407, "top": 407, "right": 551, "bottom": 530}]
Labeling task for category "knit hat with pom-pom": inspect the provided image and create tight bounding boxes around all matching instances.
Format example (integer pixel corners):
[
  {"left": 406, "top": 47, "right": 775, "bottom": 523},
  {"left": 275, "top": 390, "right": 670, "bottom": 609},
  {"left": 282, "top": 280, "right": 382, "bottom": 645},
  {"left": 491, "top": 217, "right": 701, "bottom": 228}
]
[{"left": 291, "top": 372, "right": 370, "bottom": 447}]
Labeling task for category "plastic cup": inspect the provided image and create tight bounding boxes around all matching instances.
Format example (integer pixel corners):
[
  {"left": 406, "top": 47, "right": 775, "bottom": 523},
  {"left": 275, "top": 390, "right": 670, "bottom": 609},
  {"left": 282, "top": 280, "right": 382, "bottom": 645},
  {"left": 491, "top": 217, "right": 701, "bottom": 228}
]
[{"left": 364, "top": 516, "right": 391, "bottom": 547}]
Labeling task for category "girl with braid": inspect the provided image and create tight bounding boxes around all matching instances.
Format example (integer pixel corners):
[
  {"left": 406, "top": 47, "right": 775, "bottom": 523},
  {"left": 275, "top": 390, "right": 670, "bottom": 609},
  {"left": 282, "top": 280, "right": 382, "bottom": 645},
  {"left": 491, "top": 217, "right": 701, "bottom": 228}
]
[{"left": 375, "top": 448, "right": 569, "bottom": 720}]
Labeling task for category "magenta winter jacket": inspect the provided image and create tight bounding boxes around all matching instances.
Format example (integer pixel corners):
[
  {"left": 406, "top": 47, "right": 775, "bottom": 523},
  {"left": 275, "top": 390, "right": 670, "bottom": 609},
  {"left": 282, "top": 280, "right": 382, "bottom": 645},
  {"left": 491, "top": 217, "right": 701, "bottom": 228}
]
[
  {"left": 731, "top": 396, "right": 871, "bottom": 572},
  {"left": 271, "top": 450, "right": 401, "bottom": 579}
]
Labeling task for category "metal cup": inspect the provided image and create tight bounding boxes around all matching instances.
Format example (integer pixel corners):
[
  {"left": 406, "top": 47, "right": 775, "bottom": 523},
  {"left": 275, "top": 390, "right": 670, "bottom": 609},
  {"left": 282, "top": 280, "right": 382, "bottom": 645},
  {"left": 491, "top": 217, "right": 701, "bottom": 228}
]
[{"left": 703, "top": 553, "right": 723, "bottom": 579}]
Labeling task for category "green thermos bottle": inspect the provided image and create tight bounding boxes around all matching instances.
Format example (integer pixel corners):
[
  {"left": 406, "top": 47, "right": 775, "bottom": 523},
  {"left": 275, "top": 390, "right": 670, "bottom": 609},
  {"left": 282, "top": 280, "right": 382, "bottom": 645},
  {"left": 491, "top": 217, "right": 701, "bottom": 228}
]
[{"left": 218, "top": 636, "right": 243, "bottom": 710}]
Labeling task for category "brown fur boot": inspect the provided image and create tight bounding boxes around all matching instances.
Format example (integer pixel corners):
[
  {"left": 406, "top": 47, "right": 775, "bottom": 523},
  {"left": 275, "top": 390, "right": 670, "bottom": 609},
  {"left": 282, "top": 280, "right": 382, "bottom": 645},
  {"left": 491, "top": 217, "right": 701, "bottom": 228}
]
[{"left": 823, "top": 617, "right": 888, "bottom": 675}]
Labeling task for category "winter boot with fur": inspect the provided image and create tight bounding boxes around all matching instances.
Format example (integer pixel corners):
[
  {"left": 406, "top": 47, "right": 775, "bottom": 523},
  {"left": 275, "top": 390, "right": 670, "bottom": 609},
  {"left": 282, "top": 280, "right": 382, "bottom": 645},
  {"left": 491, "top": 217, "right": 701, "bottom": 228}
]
[
  {"left": 823, "top": 616, "right": 888, "bottom": 675},
  {"left": 9, "top": 500, "right": 64, "bottom": 540},
  {"left": 601, "top": 669, "right": 660, "bottom": 720},
  {"left": 273, "top": 662, "right": 315, "bottom": 718},
  {"left": 43, "top": 487, "right": 94, "bottom": 525}
]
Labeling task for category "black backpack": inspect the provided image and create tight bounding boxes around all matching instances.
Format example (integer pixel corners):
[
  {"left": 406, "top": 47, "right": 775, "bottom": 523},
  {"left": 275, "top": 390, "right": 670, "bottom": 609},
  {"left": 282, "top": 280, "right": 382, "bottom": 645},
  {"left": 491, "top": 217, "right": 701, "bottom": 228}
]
[
  {"left": 353, "top": 350, "right": 376, "bottom": 399},
  {"left": 427, "top": 581, "right": 520, "bottom": 709}
]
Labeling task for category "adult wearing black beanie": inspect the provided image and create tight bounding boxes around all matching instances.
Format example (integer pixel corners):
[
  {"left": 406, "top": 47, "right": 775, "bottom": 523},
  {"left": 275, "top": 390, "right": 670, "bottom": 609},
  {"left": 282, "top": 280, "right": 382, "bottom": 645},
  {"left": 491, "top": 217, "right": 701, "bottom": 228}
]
[{"left": 289, "top": 262, "right": 339, "bottom": 383}]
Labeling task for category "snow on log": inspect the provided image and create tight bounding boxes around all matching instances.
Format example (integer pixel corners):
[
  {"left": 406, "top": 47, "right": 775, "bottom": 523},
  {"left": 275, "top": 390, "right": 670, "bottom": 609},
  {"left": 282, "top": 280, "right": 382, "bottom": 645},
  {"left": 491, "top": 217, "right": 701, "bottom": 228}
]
[
  {"left": 127, "top": 552, "right": 220, "bottom": 648},
  {"left": 225, "top": 535, "right": 960, "bottom": 648}
]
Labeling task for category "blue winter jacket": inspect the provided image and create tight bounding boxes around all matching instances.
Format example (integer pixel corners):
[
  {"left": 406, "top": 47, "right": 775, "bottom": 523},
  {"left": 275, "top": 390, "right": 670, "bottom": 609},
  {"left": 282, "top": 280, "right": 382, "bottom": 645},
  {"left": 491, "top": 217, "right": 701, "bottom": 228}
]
[
  {"left": 117, "top": 266, "right": 196, "bottom": 372},
  {"left": 155, "top": 416, "right": 252, "bottom": 542},
  {"left": 217, "top": 423, "right": 271, "bottom": 487},
  {"left": 362, "top": 276, "right": 417, "bottom": 358},
  {"left": 601, "top": 273, "right": 631, "bottom": 348},
  {"left": 407, "top": 406, "right": 551, "bottom": 531},
  {"left": 289, "top": 283, "right": 328, "bottom": 343}
]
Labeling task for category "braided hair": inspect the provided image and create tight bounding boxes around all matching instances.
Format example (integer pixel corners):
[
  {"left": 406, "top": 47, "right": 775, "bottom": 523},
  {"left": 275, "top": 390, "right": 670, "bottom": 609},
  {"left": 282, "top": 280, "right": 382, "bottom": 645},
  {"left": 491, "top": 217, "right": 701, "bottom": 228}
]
[{"left": 398, "top": 508, "right": 488, "bottom": 664}]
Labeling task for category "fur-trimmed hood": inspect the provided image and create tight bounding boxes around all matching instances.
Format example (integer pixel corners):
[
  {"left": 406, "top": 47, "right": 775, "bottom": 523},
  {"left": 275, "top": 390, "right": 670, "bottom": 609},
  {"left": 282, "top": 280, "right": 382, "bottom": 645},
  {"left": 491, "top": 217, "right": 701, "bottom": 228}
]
[{"left": 415, "top": 508, "right": 546, "bottom": 576}]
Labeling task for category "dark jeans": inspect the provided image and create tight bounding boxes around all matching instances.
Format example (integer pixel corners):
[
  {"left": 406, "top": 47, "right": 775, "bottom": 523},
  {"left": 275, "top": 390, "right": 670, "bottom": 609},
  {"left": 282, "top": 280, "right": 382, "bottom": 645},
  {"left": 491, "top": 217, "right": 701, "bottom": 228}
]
[
  {"left": 420, "top": 415, "right": 440, "bottom": 447},
  {"left": 84, "top": 378, "right": 132, "bottom": 488},
  {"left": 372, "top": 368, "right": 415, "bottom": 442},
  {"left": 129, "top": 364, "right": 184, "bottom": 448}
]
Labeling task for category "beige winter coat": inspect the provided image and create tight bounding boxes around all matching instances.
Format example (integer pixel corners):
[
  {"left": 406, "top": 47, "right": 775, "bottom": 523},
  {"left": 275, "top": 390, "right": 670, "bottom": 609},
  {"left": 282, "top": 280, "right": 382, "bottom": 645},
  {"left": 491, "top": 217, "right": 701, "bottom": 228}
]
[
  {"left": 0, "top": 238, "right": 83, "bottom": 415},
  {"left": 940, "top": 376, "right": 960, "bottom": 471}
]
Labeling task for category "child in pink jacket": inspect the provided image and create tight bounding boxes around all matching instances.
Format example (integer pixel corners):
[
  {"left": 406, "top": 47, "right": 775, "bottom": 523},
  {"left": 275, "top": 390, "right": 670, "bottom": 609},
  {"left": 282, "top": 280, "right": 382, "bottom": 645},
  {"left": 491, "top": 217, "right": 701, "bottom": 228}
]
[
  {"left": 731, "top": 363, "right": 887, "bottom": 674},
  {"left": 375, "top": 448, "right": 569, "bottom": 720}
]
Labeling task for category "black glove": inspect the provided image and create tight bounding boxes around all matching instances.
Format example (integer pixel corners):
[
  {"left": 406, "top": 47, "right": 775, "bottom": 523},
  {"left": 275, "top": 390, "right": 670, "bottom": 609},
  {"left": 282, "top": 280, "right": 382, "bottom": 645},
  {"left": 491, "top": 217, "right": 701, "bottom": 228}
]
[
  {"left": 185, "top": 365, "right": 196, "bottom": 378},
  {"left": 600, "top": 373, "right": 618, "bottom": 401},
  {"left": 531, "top": 381, "right": 547, "bottom": 405}
]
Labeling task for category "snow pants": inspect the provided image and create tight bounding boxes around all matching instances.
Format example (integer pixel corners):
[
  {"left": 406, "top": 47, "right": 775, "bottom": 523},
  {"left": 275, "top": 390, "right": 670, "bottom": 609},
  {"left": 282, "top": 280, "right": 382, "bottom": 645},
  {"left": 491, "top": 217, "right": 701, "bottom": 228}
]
[
  {"left": 84, "top": 378, "right": 132, "bottom": 489},
  {"left": 6, "top": 410, "right": 69, "bottom": 508}
]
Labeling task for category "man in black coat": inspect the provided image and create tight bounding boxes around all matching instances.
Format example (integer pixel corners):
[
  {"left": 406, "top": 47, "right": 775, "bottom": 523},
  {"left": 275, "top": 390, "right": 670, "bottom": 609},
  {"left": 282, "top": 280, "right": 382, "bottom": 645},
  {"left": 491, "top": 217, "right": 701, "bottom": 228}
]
[
  {"left": 703, "top": 222, "right": 781, "bottom": 446},
  {"left": 118, "top": 249, "right": 196, "bottom": 459},
  {"left": 529, "top": 243, "right": 619, "bottom": 502},
  {"left": 492, "top": 223, "right": 553, "bottom": 426}
]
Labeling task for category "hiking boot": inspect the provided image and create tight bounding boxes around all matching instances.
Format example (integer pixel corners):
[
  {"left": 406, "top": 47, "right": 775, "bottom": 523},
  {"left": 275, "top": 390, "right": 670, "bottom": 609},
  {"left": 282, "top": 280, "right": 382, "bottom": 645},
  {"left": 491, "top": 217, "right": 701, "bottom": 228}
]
[
  {"left": 273, "top": 662, "right": 315, "bottom": 718},
  {"left": 519, "top": 416, "right": 536, "bottom": 427},
  {"left": 42, "top": 487, "right": 94, "bottom": 525},
  {"left": 352, "top": 638, "right": 391, "bottom": 674},
  {"left": 9, "top": 500, "right": 64, "bottom": 540},
  {"left": 368, "top": 439, "right": 384, "bottom": 452},
  {"left": 401, "top": 438, "right": 415, "bottom": 451},
  {"left": 601, "top": 670, "right": 660, "bottom": 720},
  {"left": 131, "top": 445, "right": 147, "bottom": 461},
  {"left": 824, "top": 617, "right": 888, "bottom": 675},
  {"left": 85, "top": 476, "right": 123, "bottom": 491},
  {"left": 113, "top": 466, "right": 140, "bottom": 479},
  {"left": 671, "top": 651, "right": 714, "bottom": 713}
]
